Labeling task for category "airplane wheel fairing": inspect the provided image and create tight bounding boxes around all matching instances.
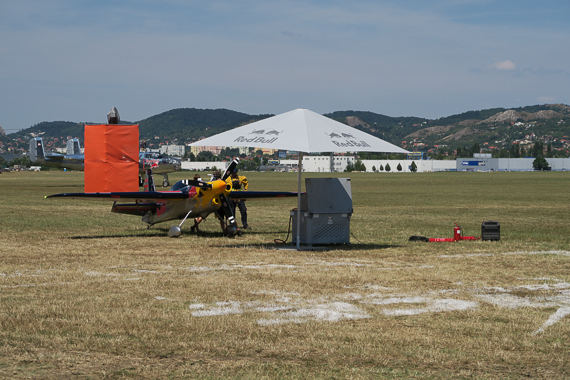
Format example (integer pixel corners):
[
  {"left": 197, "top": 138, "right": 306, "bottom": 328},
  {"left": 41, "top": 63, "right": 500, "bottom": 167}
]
[
  {"left": 168, "top": 226, "right": 182, "bottom": 237},
  {"left": 226, "top": 225, "right": 238, "bottom": 237}
]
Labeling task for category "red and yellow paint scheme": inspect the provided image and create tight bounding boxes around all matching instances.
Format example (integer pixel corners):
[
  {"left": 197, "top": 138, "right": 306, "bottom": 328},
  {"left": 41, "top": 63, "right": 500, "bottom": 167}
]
[{"left": 46, "top": 159, "right": 299, "bottom": 237}]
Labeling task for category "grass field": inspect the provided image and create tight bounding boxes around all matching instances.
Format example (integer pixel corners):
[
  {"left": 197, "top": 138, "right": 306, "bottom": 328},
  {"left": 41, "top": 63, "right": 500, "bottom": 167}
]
[{"left": 1, "top": 170, "right": 569, "bottom": 379}]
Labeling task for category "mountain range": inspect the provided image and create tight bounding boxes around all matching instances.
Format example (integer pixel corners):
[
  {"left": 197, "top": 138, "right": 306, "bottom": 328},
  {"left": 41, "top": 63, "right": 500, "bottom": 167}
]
[{"left": 2, "top": 104, "right": 570, "bottom": 154}]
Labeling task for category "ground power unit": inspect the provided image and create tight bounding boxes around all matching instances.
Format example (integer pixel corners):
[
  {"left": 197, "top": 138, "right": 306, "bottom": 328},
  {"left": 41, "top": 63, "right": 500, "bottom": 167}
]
[
  {"left": 481, "top": 220, "right": 500, "bottom": 241},
  {"left": 291, "top": 178, "right": 353, "bottom": 246}
]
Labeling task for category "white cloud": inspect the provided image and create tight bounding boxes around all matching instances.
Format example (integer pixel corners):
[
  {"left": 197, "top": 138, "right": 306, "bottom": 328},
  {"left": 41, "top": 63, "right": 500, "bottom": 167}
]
[{"left": 489, "top": 60, "right": 517, "bottom": 71}]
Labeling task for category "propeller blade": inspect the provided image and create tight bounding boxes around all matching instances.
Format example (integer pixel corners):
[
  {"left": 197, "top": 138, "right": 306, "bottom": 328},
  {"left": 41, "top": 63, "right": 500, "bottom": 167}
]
[
  {"left": 217, "top": 193, "right": 239, "bottom": 236},
  {"left": 222, "top": 158, "right": 240, "bottom": 181}
]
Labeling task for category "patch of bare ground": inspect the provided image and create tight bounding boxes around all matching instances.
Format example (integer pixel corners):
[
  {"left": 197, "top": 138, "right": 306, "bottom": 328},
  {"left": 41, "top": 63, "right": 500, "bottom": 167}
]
[
  {"left": 458, "top": 119, "right": 479, "bottom": 126},
  {"left": 405, "top": 125, "right": 455, "bottom": 139},
  {"left": 482, "top": 109, "right": 562, "bottom": 123},
  {"left": 345, "top": 116, "right": 370, "bottom": 128},
  {"left": 441, "top": 127, "right": 477, "bottom": 141},
  {"left": 344, "top": 116, "right": 383, "bottom": 133}
]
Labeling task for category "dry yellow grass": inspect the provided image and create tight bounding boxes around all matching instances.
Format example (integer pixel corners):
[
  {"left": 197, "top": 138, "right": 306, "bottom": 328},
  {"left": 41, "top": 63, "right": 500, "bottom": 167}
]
[{"left": 0, "top": 170, "right": 569, "bottom": 379}]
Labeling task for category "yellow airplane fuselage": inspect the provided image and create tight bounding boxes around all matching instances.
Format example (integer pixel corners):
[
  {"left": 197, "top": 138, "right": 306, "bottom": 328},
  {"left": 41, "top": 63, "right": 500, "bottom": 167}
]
[{"left": 141, "top": 179, "right": 232, "bottom": 225}]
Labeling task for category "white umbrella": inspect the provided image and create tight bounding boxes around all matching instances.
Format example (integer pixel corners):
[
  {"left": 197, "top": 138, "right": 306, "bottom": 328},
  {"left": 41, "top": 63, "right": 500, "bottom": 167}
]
[{"left": 189, "top": 108, "right": 409, "bottom": 249}]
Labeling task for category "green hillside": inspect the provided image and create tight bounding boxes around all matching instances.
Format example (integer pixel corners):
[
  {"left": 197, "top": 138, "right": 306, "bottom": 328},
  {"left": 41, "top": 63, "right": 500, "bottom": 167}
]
[
  {"left": 15, "top": 121, "right": 85, "bottom": 140},
  {"left": 325, "top": 110, "right": 429, "bottom": 143},
  {"left": 407, "top": 104, "right": 570, "bottom": 151},
  {"left": 3, "top": 104, "right": 570, "bottom": 158},
  {"left": 137, "top": 108, "right": 272, "bottom": 141}
]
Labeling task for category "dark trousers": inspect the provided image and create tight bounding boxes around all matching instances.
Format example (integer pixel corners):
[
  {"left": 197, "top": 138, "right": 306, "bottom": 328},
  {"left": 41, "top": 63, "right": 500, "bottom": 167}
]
[{"left": 230, "top": 200, "right": 248, "bottom": 228}]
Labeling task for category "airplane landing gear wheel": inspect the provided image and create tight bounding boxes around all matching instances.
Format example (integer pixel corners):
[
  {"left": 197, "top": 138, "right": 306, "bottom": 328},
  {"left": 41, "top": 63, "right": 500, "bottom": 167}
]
[
  {"left": 162, "top": 174, "right": 170, "bottom": 188},
  {"left": 168, "top": 226, "right": 181, "bottom": 237}
]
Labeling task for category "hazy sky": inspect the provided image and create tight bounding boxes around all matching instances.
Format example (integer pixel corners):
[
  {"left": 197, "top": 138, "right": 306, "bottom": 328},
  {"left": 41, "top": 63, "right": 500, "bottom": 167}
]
[{"left": 1, "top": 0, "right": 569, "bottom": 133}]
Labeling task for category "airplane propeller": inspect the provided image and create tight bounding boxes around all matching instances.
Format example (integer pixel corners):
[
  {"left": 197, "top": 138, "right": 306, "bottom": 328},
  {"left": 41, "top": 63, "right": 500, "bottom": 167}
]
[
  {"left": 221, "top": 158, "right": 240, "bottom": 181},
  {"left": 168, "top": 158, "right": 240, "bottom": 237},
  {"left": 217, "top": 193, "right": 238, "bottom": 236},
  {"left": 218, "top": 158, "right": 241, "bottom": 236}
]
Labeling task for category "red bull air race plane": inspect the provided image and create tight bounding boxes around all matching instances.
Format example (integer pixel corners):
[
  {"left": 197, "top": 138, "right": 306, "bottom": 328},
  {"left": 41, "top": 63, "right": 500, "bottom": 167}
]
[{"left": 46, "top": 158, "right": 299, "bottom": 237}]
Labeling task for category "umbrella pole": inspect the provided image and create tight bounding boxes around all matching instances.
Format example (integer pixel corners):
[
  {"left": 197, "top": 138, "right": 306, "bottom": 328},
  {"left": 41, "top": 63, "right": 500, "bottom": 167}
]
[{"left": 296, "top": 152, "right": 303, "bottom": 250}]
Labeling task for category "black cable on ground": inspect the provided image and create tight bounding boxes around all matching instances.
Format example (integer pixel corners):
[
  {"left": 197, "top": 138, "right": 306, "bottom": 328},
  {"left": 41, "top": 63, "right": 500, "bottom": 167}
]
[
  {"left": 274, "top": 215, "right": 293, "bottom": 244},
  {"left": 349, "top": 230, "right": 364, "bottom": 245}
]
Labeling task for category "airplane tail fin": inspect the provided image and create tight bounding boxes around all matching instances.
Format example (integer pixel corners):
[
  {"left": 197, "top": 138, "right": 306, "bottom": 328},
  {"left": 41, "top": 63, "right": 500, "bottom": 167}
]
[
  {"left": 29, "top": 137, "right": 45, "bottom": 163},
  {"left": 66, "top": 138, "right": 81, "bottom": 155},
  {"left": 143, "top": 168, "right": 155, "bottom": 192}
]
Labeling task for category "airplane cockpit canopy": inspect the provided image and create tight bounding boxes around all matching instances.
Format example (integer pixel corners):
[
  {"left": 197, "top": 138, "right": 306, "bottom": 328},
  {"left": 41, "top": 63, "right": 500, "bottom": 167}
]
[{"left": 169, "top": 180, "right": 193, "bottom": 192}]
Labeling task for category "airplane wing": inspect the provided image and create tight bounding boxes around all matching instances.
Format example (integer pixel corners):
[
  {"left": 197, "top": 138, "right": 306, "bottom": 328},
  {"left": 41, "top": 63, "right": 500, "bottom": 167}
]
[
  {"left": 228, "top": 191, "right": 301, "bottom": 200},
  {"left": 46, "top": 180, "right": 211, "bottom": 202},
  {"left": 45, "top": 191, "right": 189, "bottom": 202},
  {"left": 45, "top": 154, "right": 66, "bottom": 160}
]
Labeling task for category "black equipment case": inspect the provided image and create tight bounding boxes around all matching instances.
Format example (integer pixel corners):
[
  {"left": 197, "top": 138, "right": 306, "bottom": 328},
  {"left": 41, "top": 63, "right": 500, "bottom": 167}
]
[{"left": 481, "top": 220, "right": 500, "bottom": 241}]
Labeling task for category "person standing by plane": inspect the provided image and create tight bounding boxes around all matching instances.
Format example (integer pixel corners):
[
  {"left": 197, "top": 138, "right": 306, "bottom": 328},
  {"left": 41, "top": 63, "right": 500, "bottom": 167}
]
[
  {"left": 191, "top": 174, "right": 204, "bottom": 233},
  {"left": 227, "top": 168, "right": 250, "bottom": 230}
]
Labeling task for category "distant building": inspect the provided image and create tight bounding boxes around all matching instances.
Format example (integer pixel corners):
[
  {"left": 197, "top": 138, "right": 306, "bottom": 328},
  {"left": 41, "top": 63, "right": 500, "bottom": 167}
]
[
  {"left": 274, "top": 156, "right": 456, "bottom": 172},
  {"left": 362, "top": 159, "right": 455, "bottom": 172},
  {"left": 181, "top": 161, "right": 229, "bottom": 172},
  {"left": 255, "top": 147, "right": 278, "bottom": 155},
  {"left": 457, "top": 156, "right": 570, "bottom": 171},
  {"left": 406, "top": 151, "right": 426, "bottom": 160},
  {"left": 160, "top": 144, "right": 185, "bottom": 157},
  {"left": 280, "top": 156, "right": 356, "bottom": 172},
  {"left": 188, "top": 145, "right": 248, "bottom": 156},
  {"left": 458, "top": 157, "right": 523, "bottom": 171},
  {"left": 188, "top": 145, "right": 223, "bottom": 156}
]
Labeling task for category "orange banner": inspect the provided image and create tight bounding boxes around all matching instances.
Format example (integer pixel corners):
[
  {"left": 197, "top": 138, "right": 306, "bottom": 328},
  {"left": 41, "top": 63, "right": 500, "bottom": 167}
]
[{"left": 84, "top": 124, "right": 139, "bottom": 192}]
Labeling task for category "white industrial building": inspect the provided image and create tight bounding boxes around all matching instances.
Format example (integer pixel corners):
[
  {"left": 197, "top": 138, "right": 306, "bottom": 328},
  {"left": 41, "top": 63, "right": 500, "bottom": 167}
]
[
  {"left": 457, "top": 157, "right": 570, "bottom": 171},
  {"left": 188, "top": 145, "right": 249, "bottom": 156},
  {"left": 288, "top": 156, "right": 570, "bottom": 173},
  {"left": 360, "top": 159, "right": 456, "bottom": 173},
  {"left": 180, "top": 156, "right": 570, "bottom": 173},
  {"left": 160, "top": 144, "right": 185, "bottom": 157},
  {"left": 280, "top": 156, "right": 456, "bottom": 173}
]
